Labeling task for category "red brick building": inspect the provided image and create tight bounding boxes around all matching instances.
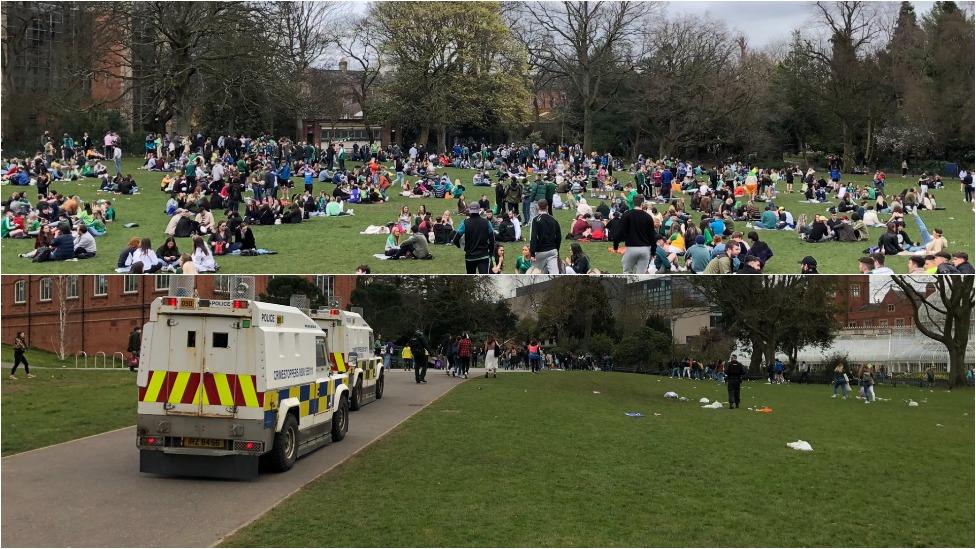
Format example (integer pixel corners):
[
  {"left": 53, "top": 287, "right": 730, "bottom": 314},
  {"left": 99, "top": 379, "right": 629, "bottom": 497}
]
[
  {"left": 832, "top": 275, "right": 919, "bottom": 331},
  {"left": 1, "top": 275, "right": 356, "bottom": 358}
]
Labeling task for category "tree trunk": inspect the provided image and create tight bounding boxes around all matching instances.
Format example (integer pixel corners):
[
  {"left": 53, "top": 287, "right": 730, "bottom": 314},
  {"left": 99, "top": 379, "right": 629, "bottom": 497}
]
[
  {"left": 582, "top": 104, "right": 593, "bottom": 153},
  {"left": 418, "top": 126, "right": 430, "bottom": 148},
  {"left": 436, "top": 125, "right": 447, "bottom": 154},
  {"left": 296, "top": 117, "right": 303, "bottom": 142},
  {"left": 864, "top": 117, "right": 873, "bottom": 165},
  {"left": 949, "top": 347, "right": 966, "bottom": 388},
  {"left": 842, "top": 120, "right": 853, "bottom": 172},
  {"left": 748, "top": 337, "right": 763, "bottom": 372},
  {"left": 763, "top": 340, "right": 777, "bottom": 374}
]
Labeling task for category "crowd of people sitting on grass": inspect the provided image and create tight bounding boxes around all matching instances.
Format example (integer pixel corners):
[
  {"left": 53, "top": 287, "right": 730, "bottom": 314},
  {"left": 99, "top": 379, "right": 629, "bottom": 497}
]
[
  {"left": 3, "top": 190, "right": 116, "bottom": 262},
  {"left": 6, "top": 128, "right": 973, "bottom": 274}
]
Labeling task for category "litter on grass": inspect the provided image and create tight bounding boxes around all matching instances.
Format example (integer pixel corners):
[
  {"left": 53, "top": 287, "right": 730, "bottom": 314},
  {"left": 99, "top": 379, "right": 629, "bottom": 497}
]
[
  {"left": 699, "top": 397, "right": 710, "bottom": 404},
  {"left": 936, "top": 423, "right": 944, "bottom": 427},
  {"left": 701, "top": 401, "right": 723, "bottom": 409},
  {"left": 755, "top": 406, "right": 774, "bottom": 414},
  {"left": 653, "top": 413, "right": 662, "bottom": 416},
  {"left": 664, "top": 391, "right": 679, "bottom": 399},
  {"left": 787, "top": 440, "right": 813, "bottom": 452},
  {"left": 592, "top": 391, "right": 601, "bottom": 394},
  {"left": 679, "top": 396, "right": 689, "bottom": 401},
  {"left": 625, "top": 412, "right": 644, "bottom": 417},
  {"left": 908, "top": 399, "right": 919, "bottom": 407}
]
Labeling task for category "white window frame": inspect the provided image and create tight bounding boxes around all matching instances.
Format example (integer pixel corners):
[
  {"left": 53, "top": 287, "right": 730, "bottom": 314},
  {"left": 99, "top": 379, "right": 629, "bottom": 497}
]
[
  {"left": 123, "top": 276, "right": 139, "bottom": 294},
  {"left": 887, "top": 304, "right": 896, "bottom": 312},
  {"left": 14, "top": 280, "right": 26, "bottom": 304},
  {"left": 93, "top": 275, "right": 109, "bottom": 297},
  {"left": 850, "top": 284, "right": 861, "bottom": 297},
  {"left": 878, "top": 319, "right": 889, "bottom": 328},
  {"left": 39, "top": 278, "right": 52, "bottom": 302},
  {"left": 65, "top": 275, "right": 79, "bottom": 300},
  {"left": 155, "top": 275, "right": 171, "bottom": 293}
]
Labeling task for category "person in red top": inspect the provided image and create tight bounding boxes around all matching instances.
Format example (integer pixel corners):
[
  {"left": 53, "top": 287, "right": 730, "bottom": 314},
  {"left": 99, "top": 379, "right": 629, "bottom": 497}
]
[
  {"left": 457, "top": 334, "right": 473, "bottom": 379},
  {"left": 527, "top": 339, "right": 542, "bottom": 373}
]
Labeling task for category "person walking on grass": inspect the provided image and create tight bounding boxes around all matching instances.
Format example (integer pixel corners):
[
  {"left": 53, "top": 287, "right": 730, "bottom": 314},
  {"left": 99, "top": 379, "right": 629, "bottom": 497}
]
[
  {"left": 527, "top": 339, "right": 543, "bottom": 373},
  {"left": 859, "top": 364, "right": 875, "bottom": 403},
  {"left": 832, "top": 363, "right": 849, "bottom": 399},
  {"left": 10, "top": 331, "right": 33, "bottom": 379},
  {"left": 725, "top": 355, "right": 744, "bottom": 409}
]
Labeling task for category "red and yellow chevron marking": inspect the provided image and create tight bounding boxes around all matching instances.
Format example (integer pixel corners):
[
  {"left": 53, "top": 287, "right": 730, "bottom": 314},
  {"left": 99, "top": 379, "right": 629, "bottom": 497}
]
[
  {"left": 329, "top": 352, "right": 347, "bottom": 373},
  {"left": 139, "top": 371, "right": 264, "bottom": 407}
]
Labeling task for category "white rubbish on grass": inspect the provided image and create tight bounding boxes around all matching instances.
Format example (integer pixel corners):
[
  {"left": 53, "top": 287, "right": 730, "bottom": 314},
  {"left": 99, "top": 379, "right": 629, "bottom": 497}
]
[
  {"left": 664, "top": 391, "right": 679, "bottom": 399},
  {"left": 936, "top": 424, "right": 944, "bottom": 427},
  {"left": 701, "top": 401, "right": 723, "bottom": 409},
  {"left": 908, "top": 399, "right": 919, "bottom": 407},
  {"left": 699, "top": 397, "right": 710, "bottom": 404},
  {"left": 653, "top": 413, "right": 662, "bottom": 416},
  {"left": 679, "top": 396, "right": 689, "bottom": 401},
  {"left": 787, "top": 440, "right": 814, "bottom": 452},
  {"left": 592, "top": 391, "right": 601, "bottom": 394}
]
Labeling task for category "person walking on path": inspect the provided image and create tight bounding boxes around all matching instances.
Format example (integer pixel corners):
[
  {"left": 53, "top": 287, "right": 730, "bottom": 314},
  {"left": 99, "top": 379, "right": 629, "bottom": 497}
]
[
  {"left": 484, "top": 336, "right": 500, "bottom": 378},
  {"left": 725, "top": 355, "right": 744, "bottom": 409},
  {"left": 529, "top": 199, "right": 561, "bottom": 274},
  {"left": 127, "top": 326, "right": 142, "bottom": 372},
  {"left": 10, "top": 332, "right": 33, "bottom": 379},
  {"left": 410, "top": 330, "right": 431, "bottom": 384},
  {"left": 456, "top": 334, "right": 473, "bottom": 379}
]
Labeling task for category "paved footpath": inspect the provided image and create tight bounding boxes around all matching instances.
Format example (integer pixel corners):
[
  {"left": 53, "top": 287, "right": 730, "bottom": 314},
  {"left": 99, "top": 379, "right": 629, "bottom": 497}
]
[{"left": 1, "top": 369, "right": 473, "bottom": 548}]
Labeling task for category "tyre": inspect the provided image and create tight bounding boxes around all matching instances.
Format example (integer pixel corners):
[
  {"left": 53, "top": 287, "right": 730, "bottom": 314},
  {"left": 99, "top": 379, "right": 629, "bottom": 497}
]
[
  {"left": 268, "top": 412, "right": 298, "bottom": 472},
  {"left": 375, "top": 374, "right": 384, "bottom": 399},
  {"left": 350, "top": 378, "right": 363, "bottom": 411},
  {"left": 331, "top": 394, "right": 349, "bottom": 442}
]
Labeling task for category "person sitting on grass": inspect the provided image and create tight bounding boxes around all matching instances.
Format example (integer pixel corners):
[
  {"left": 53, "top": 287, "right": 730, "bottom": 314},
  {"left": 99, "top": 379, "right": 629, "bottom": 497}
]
[
  {"left": 73, "top": 223, "right": 97, "bottom": 259},
  {"left": 1, "top": 210, "right": 26, "bottom": 239},
  {"left": 390, "top": 225, "right": 432, "bottom": 260},
  {"left": 126, "top": 237, "right": 162, "bottom": 273},
  {"left": 191, "top": 235, "right": 217, "bottom": 272},
  {"left": 563, "top": 242, "right": 590, "bottom": 274},
  {"left": 178, "top": 253, "right": 198, "bottom": 274},
  {"left": 157, "top": 236, "right": 181, "bottom": 268}
]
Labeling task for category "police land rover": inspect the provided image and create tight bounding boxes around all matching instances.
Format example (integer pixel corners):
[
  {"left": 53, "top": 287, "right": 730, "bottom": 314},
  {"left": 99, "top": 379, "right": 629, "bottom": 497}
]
[
  {"left": 136, "top": 296, "right": 350, "bottom": 479},
  {"left": 309, "top": 307, "right": 385, "bottom": 410}
]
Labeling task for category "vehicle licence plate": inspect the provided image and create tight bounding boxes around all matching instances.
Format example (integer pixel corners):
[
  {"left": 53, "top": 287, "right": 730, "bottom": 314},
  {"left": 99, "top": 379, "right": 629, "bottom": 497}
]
[
  {"left": 182, "top": 437, "right": 224, "bottom": 449},
  {"left": 179, "top": 298, "right": 196, "bottom": 309}
]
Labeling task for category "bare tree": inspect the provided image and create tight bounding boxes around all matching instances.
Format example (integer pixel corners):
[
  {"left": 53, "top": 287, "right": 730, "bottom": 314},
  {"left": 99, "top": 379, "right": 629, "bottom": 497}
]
[
  {"left": 889, "top": 275, "right": 974, "bottom": 387},
  {"left": 332, "top": 13, "right": 385, "bottom": 143},
  {"left": 50, "top": 276, "right": 77, "bottom": 360},
  {"left": 509, "top": 1, "right": 653, "bottom": 152}
]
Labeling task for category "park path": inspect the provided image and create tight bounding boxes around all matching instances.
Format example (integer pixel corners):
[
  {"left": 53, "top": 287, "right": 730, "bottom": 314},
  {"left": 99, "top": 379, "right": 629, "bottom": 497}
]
[{"left": 1, "top": 369, "right": 473, "bottom": 548}]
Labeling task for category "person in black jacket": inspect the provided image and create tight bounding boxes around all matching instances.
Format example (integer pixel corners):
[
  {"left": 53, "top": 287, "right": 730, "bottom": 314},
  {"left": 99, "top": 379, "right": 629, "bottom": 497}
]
[
  {"left": 409, "top": 330, "right": 431, "bottom": 384},
  {"left": 726, "top": 356, "right": 745, "bottom": 409},
  {"left": 529, "top": 199, "right": 561, "bottom": 273},
  {"left": 877, "top": 223, "right": 902, "bottom": 255},
  {"left": 612, "top": 194, "right": 656, "bottom": 274},
  {"left": 952, "top": 252, "right": 975, "bottom": 274},
  {"left": 452, "top": 201, "right": 495, "bottom": 274},
  {"left": 747, "top": 231, "right": 773, "bottom": 267}
]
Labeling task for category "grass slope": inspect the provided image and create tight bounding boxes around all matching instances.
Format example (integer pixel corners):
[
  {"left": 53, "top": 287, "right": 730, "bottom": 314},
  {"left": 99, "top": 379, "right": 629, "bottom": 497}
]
[
  {"left": 222, "top": 372, "right": 974, "bottom": 547},
  {"left": 2, "top": 158, "right": 972, "bottom": 274},
  {"left": 1, "top": 345, "right": 135, "bottom": 455}
]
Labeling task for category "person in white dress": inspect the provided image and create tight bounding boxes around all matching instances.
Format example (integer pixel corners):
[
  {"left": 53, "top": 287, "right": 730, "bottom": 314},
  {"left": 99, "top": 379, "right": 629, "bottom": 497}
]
[{"left": 483, "top": 336, "right": 500, "bottom": 378}]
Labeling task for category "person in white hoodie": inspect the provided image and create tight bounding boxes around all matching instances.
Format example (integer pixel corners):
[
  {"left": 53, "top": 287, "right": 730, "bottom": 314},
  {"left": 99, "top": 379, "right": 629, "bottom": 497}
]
[
  {"left": 190, "top": 235, "right": 217, "bottom": 272},
  {"left": 126, "top": 237, "right": 161, "bottom": 272}
]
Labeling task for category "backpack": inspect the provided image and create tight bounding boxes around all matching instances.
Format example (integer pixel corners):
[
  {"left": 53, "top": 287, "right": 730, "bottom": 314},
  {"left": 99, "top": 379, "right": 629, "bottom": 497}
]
[{"left": 497, "top": 219, "right": 516, "bottom": 242}]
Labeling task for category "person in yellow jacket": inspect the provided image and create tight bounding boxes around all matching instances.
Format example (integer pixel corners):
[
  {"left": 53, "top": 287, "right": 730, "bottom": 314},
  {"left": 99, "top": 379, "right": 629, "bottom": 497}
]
[{"left": 401, "top": 344, "right": 413, "bottom": 371}]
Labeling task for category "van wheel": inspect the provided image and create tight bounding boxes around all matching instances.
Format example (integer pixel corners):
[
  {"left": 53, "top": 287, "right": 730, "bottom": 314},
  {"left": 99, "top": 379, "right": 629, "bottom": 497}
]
[
  {"left": 350, "top": 379, "right": 363, "bottom": 411},
  {"left": 269, "top": 413, "right": 298, "bottom": 472},
  {"left": 331, "top": 394, "right": 349, "bottom": 442},
  {"left": 375, "top": 374, "right": 384, "bottom": 400}
]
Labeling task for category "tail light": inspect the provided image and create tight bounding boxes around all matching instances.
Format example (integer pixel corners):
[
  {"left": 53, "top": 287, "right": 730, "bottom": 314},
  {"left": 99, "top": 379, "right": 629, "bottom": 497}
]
[
  {"left": 233, "top": 440, "right": 264, "bottom": 453},
  {"left": 233, "top": 300, "right": 249, "bottom": 309},
  {"left": 162, "top": 297, "right": 177, "bottom": 306},
  {"left": 140, "top": 435, "right": 164, "bottom": 448},
  {"left": 330, "top": 308, "right": 340, "bottom": 315}
]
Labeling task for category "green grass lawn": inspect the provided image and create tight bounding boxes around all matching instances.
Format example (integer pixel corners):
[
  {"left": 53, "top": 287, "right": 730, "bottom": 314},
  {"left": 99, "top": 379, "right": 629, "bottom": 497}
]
[
  {"left": 222, "top": 372, "right": 974, "bottom": 547},
  {"left": 1, "top": 345, "right": 136, "bottom": 455},
  {"left": 2, "top": 158, "right": 972, "bottom": 274}
]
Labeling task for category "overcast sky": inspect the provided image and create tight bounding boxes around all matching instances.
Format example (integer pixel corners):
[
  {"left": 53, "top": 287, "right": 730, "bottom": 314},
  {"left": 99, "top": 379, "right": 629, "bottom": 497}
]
[{"left": 660, "top": 1, "right": 960, "bottom": 50}]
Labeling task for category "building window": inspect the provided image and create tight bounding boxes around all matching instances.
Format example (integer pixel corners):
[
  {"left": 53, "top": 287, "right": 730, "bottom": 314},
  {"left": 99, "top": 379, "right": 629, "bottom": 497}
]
[
  {"left": 93, "top": 275, "right": 109, "bottom": 297},
  {"left": 155, "top": 275, "right": 171, "bottom": 292},
  {"left": 848, "top": 321, "right": 858, "bottom": 328},
  {"left": 878, "top": 319, "right": 889, "bottom": 328},
  {"left": 214, "top": 275, "right": 232, "bottom": 294},
  {"left": 863, "top": 319, "right": 872, "bottom": 328},
  {"left": 895, "top": 318, "right": 905, "bottom": 327},
  {"left": 123, "top": 276, "right": 139, "bottom": 294},
  {"left": 14, "top": 280, "right": 26, "bottom": 303},
  {"left": 850, "top": 284, "right": 861, "bottom": 297},
  {"left": 316, "top": 275, "right": 335, "bottom": 301},
  {"left": 39, "top": 278, "right": 52, "bottom": 301},
  {"left": 887, "top": 304, "right": 895, "bottom": 312},
  {"left": 65, "top": 275, "right": 79, "bottom": 299}
]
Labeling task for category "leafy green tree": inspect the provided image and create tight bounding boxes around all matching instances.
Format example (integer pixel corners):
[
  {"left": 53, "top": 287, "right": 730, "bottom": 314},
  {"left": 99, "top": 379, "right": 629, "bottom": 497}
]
[
  {"left": 612, "top": 328, "right": 671, "bottom": 372},
  {"left": 258, "top": 276, "right": 326, "bottom": 309}
]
